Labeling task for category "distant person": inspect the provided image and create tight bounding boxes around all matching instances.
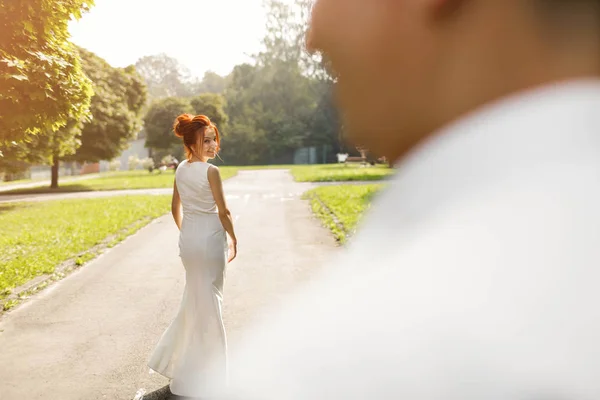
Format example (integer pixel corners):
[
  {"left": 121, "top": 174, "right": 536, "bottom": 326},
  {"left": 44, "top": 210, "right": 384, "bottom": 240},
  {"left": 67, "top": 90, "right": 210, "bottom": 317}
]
[
  {"left": 217, "top": 0, "right": 600, "bottom": 399},
  {"left": 148, "top": 114, "right": 237, "bottom": 398}
]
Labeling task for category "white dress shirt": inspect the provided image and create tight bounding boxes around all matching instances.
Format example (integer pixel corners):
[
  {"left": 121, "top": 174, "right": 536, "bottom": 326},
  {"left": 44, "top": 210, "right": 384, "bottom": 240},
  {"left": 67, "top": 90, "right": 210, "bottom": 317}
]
[{"left": 222, "top": 79, "right": 600, "bottom": 400}]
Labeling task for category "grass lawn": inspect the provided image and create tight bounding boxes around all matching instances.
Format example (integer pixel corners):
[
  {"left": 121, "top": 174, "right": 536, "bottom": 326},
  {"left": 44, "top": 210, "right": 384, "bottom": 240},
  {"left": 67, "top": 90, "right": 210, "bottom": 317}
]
[
  {"left": 289, "top": 164, "right": 393, "bottom": 182},
  {"left": 304, "top": 184, "right": 384, "bottom": 243},
  {"left": 2, "top": 166, "right": 239, "bottom": 195},
  {"left": 0, "top": 195, "right": 170, "bottom": 306}
]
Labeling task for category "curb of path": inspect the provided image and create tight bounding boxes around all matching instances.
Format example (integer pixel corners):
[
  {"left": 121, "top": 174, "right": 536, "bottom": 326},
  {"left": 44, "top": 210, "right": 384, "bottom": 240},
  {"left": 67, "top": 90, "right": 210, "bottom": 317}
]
[
  {"left": 304, "top": 192, "right": 351, "bottom": 243},
  {"left": 0, "top": 216, "right": 163, "bottom": 314}
]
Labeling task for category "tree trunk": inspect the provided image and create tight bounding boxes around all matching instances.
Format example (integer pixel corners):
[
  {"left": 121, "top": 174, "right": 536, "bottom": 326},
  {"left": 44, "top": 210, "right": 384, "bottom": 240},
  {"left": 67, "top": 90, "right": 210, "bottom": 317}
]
[{"left": 50, "top": 154, "right": 59, "bottom": 189}]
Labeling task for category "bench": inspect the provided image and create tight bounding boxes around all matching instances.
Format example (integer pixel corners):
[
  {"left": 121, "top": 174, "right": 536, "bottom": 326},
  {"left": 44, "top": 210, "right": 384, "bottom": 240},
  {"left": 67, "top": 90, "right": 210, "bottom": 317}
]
[
  {"left": 345, "top": 156, "right": 368, "bottom": 165},
  {"left": 337, "top": 152, "right": 369, "bottom": 165}
]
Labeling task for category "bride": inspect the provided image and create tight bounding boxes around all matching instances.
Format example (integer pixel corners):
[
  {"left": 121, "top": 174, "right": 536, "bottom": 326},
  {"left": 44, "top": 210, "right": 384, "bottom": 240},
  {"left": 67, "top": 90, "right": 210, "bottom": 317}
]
[{"left": 148, "top": 113, "right": 237, "bottom": 398}]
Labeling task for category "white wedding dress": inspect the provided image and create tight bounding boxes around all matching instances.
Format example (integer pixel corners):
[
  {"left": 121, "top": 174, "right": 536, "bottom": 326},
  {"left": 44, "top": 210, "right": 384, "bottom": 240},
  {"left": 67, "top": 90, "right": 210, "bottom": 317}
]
[{"left": 148, "top": 160, "right": 228, "bottom": 398}]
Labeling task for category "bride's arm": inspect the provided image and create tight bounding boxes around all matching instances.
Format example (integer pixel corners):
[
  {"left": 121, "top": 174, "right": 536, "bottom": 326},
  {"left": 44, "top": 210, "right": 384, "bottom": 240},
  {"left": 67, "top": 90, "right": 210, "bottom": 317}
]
[
  {"left": 207, "top": 165, "right": 237, "bottom": 244},
  {"left": 171, "top": 179, "right": 182, "bottom": 230}
]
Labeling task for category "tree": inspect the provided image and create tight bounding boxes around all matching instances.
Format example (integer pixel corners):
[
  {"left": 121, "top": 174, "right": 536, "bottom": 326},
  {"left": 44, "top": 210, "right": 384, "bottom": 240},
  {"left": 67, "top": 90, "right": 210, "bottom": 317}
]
[
  {"left": 193, "top": 71, "right": 228, "bottom": 95},
  {"left": 255, "top": 0, "right": 340, "bottom": 161},
  {"left": 190, "top": 94, "right": 229, "bottom": 128},
  {"left": 134, "top": 54, "right": 193, "bottom": 101},
  {"left": 220, "top": 112, "right": 268, "bottom": 165},
  {"left": 0, "top": 0, "right": 94, "bottom": 145},
  {"left": 259, "top": 0, "right": 331, "bottom": 81},
  {"left": 307, "top": 80, "right": 341, "bottom": 152},
  {"left": 222, "top": 61, "right": 317, "bottom": 165},
  {"left": 219, "top": 64, "right": 267, "bottom": 165},
  {"left": 66, "top": 47, "right": 147, "bottom": 163},
  {"left": 220, "top": 0, "right": 338, "bottom": 166},
  {"left": 2, "top": 48, "right": 147, "bottom": 188},
  {"left": 39, "top": 120, "right": 85, "bottom": 188},
  {"left": 1, "top": 115, "right": 87, "bottom": 188},
  {"left": 144, "top": 97, "right": 193, "bottom": 160}
]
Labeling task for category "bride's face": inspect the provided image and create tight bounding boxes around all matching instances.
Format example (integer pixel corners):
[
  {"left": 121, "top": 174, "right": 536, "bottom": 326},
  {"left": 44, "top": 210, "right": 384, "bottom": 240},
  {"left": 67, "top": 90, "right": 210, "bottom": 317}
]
[{"left": 199, "top": 128, "right": 218, "bottom": 159}]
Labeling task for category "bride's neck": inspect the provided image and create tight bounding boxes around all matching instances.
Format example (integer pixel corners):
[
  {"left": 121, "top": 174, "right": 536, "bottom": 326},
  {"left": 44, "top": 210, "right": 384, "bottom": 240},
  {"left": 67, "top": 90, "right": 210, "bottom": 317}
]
[{"left": 190, "top": 155, "right": 208, "bottom": 163}]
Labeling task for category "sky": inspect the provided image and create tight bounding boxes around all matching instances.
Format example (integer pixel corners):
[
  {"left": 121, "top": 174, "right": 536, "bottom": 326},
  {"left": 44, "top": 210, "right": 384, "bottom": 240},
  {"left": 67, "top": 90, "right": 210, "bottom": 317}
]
[{"left": 69, "top": 0, "right": 287, "bottom": 78}]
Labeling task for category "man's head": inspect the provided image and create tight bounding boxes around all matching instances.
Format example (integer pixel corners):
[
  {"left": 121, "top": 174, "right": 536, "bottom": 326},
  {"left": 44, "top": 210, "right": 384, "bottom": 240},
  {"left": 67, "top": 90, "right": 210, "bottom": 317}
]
[{"left": 307, "top": 0, "right": 600, "bottom": 163}]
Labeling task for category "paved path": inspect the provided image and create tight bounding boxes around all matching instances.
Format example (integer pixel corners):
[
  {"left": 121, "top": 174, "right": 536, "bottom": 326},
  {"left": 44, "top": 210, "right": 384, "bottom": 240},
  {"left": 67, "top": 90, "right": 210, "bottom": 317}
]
[{"left": 0, "top": 170, "right": 338, "bottom": 400}]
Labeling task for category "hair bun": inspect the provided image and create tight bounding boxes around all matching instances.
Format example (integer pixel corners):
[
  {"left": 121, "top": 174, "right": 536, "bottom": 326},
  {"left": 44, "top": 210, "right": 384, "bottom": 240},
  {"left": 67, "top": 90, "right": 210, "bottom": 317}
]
[{"left": 173, "top": 114, "right": 194, "bottom": 138}]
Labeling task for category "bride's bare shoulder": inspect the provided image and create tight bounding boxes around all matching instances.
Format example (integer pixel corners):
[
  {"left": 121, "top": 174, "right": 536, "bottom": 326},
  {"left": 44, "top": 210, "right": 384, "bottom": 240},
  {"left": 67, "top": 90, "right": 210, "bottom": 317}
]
[{"left": 207, "top": 164, "right": 222, "bottom": 181}]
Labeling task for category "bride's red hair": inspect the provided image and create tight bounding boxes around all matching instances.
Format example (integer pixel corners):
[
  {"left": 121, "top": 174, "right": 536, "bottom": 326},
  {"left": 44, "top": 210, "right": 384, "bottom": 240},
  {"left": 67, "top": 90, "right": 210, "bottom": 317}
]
[{"left": 173, "top": 114, "right": 221, "bottom": 161}]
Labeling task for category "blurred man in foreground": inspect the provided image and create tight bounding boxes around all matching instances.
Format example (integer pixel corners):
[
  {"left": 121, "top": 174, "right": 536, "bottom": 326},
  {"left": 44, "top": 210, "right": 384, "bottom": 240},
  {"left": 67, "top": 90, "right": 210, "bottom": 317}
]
[{"left": 221, "top": 1, "right": 600, "bottom": 399}]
